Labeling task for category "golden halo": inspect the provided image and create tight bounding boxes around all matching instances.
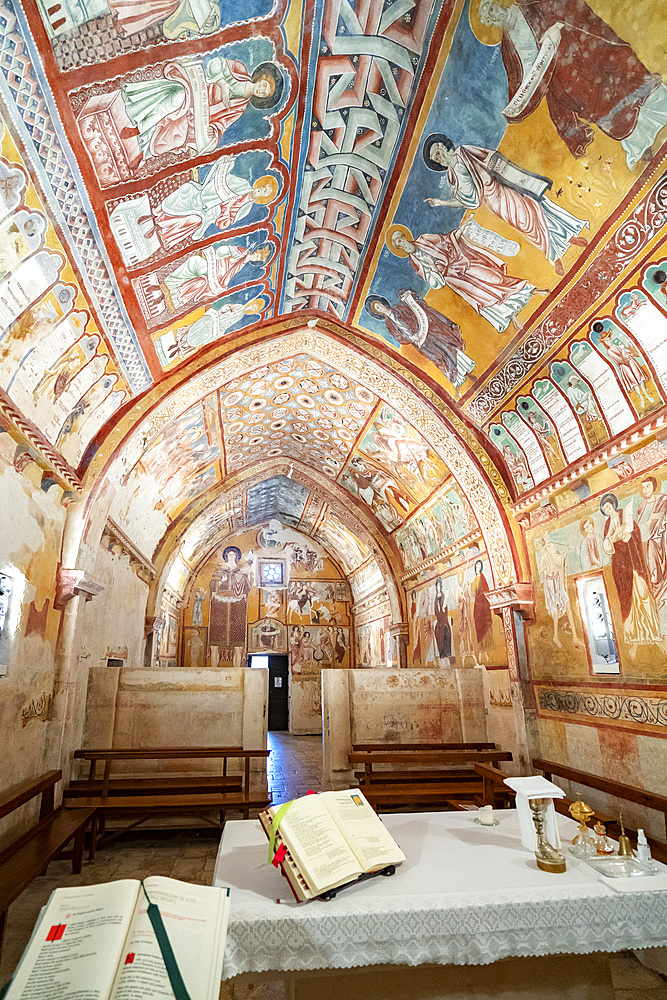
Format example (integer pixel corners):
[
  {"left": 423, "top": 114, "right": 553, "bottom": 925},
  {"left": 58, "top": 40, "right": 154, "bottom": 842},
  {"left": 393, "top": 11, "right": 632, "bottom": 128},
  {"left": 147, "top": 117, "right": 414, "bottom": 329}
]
[
  {"left": 385, "top": 223, "right": 414, "bottom": 258},
  {"left": 469, "top": 0, "right": 511, "bottom": 47},
  {"left": 253, "top": 175, "right": 279, "bottom": 204},
  {"left": 244, "top": 297, "right": 266, "bottom": 314}
]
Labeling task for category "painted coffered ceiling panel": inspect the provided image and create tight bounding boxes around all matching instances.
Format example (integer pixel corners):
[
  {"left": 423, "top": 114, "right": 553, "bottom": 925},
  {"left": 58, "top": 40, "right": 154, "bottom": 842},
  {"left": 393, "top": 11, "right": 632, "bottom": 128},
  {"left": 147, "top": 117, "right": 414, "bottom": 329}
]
[
  {"left": 0, "top": 0, "right": 666, "bottom": 557},
  {"left": 245, "top": 475, "right": 309, "bottom": 526}
]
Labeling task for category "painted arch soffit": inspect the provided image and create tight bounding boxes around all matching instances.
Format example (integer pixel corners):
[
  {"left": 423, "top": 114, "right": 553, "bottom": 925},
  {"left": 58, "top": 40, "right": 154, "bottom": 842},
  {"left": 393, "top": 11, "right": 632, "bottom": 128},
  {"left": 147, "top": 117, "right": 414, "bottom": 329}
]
[
  {"left": 153, "top": 459, "right": 405, "bottom": 618},
  {"left": 94, "top": 329, "right": 518, "bottom": 586}
]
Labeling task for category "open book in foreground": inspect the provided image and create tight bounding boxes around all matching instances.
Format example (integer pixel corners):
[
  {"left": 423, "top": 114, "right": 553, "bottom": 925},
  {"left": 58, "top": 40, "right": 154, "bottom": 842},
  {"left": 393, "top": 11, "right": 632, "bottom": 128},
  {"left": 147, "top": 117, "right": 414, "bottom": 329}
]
[
  {"left": 5, "top": 876, "right": 230, "bottom": 1000},
  {"left": 259, "top": 788, "right": 406, "bottom": 901}
]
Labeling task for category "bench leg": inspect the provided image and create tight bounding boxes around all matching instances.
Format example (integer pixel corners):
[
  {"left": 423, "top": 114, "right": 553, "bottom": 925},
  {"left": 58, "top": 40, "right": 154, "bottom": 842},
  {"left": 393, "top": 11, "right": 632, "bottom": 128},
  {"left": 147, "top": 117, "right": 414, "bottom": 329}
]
[
  {"left": 72, "top": 824, "right": 85, "bottom": 875},
  {"left": 88, "top": 812, "right": 98, "bottom": 862}
]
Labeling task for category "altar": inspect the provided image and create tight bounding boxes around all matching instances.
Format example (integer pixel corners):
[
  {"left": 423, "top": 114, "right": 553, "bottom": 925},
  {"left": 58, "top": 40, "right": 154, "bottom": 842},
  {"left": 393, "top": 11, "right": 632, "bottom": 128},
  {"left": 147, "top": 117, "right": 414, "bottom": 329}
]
[{"left": 213, "top": 809, "right": 667, "bottom": 999}]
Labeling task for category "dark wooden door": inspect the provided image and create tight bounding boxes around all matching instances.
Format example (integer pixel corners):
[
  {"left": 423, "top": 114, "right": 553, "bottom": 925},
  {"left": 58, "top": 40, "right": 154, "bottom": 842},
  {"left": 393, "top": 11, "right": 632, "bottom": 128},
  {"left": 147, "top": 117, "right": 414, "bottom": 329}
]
[{"left": 267, "top": 654, "right": 289, "bottom": 731}]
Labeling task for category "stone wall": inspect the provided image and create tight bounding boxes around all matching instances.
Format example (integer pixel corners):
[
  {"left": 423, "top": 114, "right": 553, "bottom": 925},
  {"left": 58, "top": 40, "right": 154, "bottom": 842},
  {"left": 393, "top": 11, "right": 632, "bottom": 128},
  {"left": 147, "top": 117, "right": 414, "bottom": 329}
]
[
  {"left": 0, "top": 448, "right": 65, "bottom": 845},
  {"left": 322, "top": 668, "right": 486, "bottom": 785},
  {"left": 81, "top": 665, "right": 268, "bottom": 778}
]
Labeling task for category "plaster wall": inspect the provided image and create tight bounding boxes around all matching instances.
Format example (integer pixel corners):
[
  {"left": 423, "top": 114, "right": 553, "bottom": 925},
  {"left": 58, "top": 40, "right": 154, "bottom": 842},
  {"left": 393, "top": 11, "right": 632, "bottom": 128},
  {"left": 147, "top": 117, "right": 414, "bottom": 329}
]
[
  {"left": 0, "top": 450, "right": 65, "bottom": 846},
  {"left": 77, "top": 545, "right": 149, "bottom": 670},
  {"left": 80, "top": 665, "right": 268, "bottom": 777},
  {"left": 322, "top": 668, "right": 486, "bottom": 785}
]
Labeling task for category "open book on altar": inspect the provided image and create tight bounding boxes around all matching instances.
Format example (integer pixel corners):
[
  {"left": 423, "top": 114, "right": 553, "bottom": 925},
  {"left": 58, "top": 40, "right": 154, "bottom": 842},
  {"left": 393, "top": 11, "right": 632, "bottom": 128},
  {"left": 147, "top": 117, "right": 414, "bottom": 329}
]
[
  {"left": 5, "top": 876, "right": 230, "bottom": 1000},
  {"left": 259, "top": 788, "right": 406, "bottom": 901}
]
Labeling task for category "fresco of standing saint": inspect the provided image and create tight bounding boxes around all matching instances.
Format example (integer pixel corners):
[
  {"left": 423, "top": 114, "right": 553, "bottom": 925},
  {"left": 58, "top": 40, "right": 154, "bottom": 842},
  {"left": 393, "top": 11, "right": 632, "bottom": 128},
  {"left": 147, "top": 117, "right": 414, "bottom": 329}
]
[
  {"left": 365, "top": 290, "right": 475, "bottom": 390},
  {"left": 386, "top": 222, "right": 545, "bottom": 333},
  {"left": 422, "top": 134, "right": 588, "bottom": 275}
]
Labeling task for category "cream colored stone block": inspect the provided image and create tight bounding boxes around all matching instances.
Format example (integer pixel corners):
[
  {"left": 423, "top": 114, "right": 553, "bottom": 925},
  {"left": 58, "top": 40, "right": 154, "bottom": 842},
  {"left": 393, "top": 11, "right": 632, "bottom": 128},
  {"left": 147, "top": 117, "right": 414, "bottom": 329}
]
[
  {"left": 322, "top": 670, "right": 352, "bottom": 786},
  {"left": 243, "top": 666, "right": 268, "bottom": 773}
]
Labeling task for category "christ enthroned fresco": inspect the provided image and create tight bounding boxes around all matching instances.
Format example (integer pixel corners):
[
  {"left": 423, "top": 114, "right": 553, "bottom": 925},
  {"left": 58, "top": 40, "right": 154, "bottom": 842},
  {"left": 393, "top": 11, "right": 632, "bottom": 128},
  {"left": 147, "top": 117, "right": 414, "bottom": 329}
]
[{"left": 72, "top": 41, "right": 288, "bottom": 187}]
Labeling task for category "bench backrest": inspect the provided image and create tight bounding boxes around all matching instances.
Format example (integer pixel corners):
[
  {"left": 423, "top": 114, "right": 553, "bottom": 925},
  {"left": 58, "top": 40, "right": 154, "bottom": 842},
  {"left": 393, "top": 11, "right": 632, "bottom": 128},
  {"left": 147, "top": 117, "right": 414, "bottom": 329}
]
[
  {"left": 349, "top": 750, "right": 512, "bottom": 766},
  {"left": 533, "top": 758, "right": 667, "bottom": 815},
  {"left": 0, "top": 771, "right": 61, "bottom": 820},
  {"left": 353, "top": 743, "right": 497, "bottom": 752},
  {"left": 73, "top": 747, "right": 262, "bottom": 760}
]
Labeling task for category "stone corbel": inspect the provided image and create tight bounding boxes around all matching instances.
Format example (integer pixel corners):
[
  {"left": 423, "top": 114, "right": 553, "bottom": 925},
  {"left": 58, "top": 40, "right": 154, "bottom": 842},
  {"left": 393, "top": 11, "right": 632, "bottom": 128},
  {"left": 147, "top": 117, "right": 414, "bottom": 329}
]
[
  {"left": 13, "top": 445, "right": 39, "bottom": 475},
  {"left": 54, "top": 568, "right": 105, "bottom": 610},
  {"left": 145, "top": 615, "right": 164, "bottom": 638},
  {"left": 486, "top": 582, "right": 535, "bottom": 622}
]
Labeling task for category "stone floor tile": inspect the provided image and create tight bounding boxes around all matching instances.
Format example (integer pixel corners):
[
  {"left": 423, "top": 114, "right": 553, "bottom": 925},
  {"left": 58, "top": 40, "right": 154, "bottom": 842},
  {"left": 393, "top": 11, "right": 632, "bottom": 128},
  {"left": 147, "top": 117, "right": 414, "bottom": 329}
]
[{"left": 610, "top": 952, "right": 667, "bottom": 990}]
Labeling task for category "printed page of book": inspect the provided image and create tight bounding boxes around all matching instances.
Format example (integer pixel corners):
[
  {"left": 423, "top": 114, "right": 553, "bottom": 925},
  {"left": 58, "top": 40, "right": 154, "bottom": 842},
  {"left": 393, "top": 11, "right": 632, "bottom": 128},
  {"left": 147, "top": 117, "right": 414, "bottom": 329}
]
[
  {"left": 5, "top": 879, "right": 140, "bottom": 1000},
  {"left": 274, "top": 795, "right": 363, "bottom": 894},
  {"left": 321, "top": 789, "right": 407, "bottom": 871},
  {"left": 108, "top": 876, "right": 230, "bottom": 1000}
]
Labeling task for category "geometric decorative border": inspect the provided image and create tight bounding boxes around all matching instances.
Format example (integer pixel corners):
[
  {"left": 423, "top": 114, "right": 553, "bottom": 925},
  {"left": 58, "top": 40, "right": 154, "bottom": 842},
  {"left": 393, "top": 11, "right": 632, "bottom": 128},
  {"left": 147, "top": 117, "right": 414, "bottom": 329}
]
[{"left": 536, "top": 684, "right": 667, "bottom": 735}]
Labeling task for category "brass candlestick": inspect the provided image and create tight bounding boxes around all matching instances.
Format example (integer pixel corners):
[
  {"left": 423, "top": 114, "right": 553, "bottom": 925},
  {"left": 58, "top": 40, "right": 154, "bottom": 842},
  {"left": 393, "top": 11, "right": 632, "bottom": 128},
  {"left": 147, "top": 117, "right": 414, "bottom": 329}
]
[{"left": 530, "top": 797, "right": 567, "bottom": 873}]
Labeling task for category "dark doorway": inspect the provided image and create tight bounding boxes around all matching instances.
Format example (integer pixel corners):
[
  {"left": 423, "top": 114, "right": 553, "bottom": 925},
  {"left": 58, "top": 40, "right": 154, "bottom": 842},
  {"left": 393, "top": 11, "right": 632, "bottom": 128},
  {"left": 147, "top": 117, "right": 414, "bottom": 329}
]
[
  {"left": 250, "top": 653, "right": 289, "bottom": 730},
  {"left": 267, "top": 654, "right": 289, "bottom": 731}
]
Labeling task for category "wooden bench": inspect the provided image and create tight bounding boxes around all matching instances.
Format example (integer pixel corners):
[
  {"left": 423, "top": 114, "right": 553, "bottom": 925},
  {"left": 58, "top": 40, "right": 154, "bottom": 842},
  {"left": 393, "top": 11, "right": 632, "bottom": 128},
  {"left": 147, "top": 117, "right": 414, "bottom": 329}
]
[
  {"left": 348, "top": 749, "right": 513, "bottom": 811},
  {"left": 353, "top": 742, "right": 498, "bottom": 752},
  {"left": 65, "top": 747, "right": 271, "bottom": 850},
  {"left": 0, "top": 771, "right": 94, "bottom": 956},
  {"left": 533, "top": 757, "right": 667, "bottom": 863},
  {"left": 473, "top": 763, "right": 515, "bottom": 809},
  {"left": 350, "top": 744, "right": 500, "bottom": 785}
]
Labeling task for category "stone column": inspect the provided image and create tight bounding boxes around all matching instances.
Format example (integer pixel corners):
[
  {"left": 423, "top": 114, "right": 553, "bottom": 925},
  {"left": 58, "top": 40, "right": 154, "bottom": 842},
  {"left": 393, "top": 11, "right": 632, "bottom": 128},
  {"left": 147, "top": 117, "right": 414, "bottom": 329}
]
[
  {"left": 389, "top": 622, "right": 409, "bottom": 668},
  {"left": 486, "top": 583, "right": 535, "bottom": 774}
]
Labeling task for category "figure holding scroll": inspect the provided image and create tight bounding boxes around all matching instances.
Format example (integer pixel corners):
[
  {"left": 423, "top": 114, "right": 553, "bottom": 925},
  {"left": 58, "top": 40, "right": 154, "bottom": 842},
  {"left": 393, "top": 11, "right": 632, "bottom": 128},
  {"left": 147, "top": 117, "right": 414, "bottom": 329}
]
[
  {"left": 386, "top": 222, "right": 544, "bottom": 333},
  {"left": 422, "top": 135, "right": 588, "bottom": 276},
  {"left": 472, "top": 0, "right": 667, "bottom": 169}
]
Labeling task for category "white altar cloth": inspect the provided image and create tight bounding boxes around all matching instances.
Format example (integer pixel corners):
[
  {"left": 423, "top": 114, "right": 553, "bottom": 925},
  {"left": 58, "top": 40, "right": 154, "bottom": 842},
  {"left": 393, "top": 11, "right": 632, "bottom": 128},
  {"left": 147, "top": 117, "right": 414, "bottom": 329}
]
[{"left": 213, "top": 809, "right": 667, "bottom": 980}]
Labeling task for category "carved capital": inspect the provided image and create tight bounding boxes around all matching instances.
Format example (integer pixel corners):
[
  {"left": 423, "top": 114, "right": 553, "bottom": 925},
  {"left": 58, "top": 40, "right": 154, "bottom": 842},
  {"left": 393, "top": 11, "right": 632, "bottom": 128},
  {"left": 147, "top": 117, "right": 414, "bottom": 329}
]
[
  {"left": 61, "top": 490, "right": 80, "bottom": 508},
  {"left": 487, "top": 582, "right": 535, "bottom": 621},
  {"left": 145, "top": 615, "right": 164, "bottom": 638},
  {"left": 13, "top": 446, "right": 37, "bottom": 474},
  {"left": 54, "top": 568, "right": 105, "bottom": 610},
  {"left": 388, "top": 622, "right": 409, "bottom": 639}
]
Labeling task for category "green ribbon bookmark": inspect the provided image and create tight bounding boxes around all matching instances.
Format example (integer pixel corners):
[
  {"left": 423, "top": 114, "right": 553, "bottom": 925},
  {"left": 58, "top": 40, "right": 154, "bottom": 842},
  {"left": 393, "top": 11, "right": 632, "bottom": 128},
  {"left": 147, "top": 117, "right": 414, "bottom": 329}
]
[
  {"left": 140, "top": 881, "right": 191, "bottom": 1000},
  {"left": 268, "top": 799, "right": 294, "bottom": 862}
]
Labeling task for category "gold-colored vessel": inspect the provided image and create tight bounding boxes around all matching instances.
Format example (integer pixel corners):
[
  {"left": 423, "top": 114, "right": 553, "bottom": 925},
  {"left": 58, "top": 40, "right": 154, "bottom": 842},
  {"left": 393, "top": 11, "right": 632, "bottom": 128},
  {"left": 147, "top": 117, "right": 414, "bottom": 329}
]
[
  {"left": 530, "top": 797, "right": 567, "bottom": 873},
  {"left": 617, "top": 815, "right": 634, "bottom": 857}
]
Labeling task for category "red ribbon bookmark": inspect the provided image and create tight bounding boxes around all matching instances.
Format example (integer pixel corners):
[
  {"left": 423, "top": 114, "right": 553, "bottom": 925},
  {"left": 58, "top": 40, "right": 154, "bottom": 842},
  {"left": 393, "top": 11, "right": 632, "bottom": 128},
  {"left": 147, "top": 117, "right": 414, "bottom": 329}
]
[{"left": 272, "top": 844, "right": 287, "bottom": 867}]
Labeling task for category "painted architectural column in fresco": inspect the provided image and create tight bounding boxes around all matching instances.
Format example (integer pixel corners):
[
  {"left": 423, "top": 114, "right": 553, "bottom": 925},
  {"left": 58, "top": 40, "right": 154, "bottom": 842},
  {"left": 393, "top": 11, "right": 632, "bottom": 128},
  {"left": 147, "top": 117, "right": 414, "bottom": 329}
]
[
  {"left": 389, "top": 622, "right": 409, "bottom": 670},
  {"left": 486, "top": 583, "right": 535, "bottom": 771}
]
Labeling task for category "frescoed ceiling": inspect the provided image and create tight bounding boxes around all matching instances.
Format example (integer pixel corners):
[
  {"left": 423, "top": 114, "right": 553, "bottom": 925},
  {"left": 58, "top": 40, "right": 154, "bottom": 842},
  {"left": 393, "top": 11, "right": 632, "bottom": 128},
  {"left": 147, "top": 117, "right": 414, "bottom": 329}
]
[{"left": 1, "top": 0, "right": 666, "bottom": 587}]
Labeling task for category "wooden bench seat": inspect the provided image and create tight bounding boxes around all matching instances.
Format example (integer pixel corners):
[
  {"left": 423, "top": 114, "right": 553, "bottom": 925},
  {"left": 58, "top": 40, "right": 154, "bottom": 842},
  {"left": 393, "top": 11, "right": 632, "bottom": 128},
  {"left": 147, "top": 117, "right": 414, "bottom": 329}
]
[
  {"left": 349, "top": 749, "right": 513, "bottom": 813},
  {"left": 533, "top": 757, "right": 667, "bottom": 863},
  {"left": 354, "top": 768, "right": 478, "bottom": 785},
  {"left": 360, "top": 781, "right": 484, "bottom": 809},
  {"left": 0, "top": 771, "right": 94, "bottom": 956},
  {"left": 67, "top": 747, "right": 271, "bottom": 849},
  {"left": 64, "top": 774, "right": 243, "bottom": 798},
  {"left": 353, "top": 742, "right": 497, "bottom": 752}
]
